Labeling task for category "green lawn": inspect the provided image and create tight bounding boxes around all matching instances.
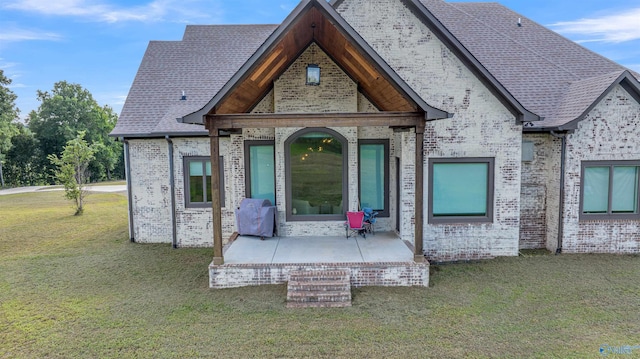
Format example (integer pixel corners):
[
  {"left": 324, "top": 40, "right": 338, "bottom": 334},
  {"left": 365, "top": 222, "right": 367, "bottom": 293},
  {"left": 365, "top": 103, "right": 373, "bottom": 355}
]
[{"left": 1, "top": 192, "right": 639, "bottom": 358}]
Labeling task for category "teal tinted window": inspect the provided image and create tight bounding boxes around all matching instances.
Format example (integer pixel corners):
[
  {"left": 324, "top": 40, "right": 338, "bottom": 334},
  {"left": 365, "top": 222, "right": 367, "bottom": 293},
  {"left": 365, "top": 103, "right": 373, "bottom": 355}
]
[
  {"left": 583, "top": 164, "right": 639, "bottom": 216},
  {"left": 581, "top": 162, "right": 640, "bottom": 219},
  {"left": 432, "top": 162, "right": 488, "bottom": 216},
  {"left": 583, "top": 166, "right": 609, "bottom": 213},
  {"left": 359, "top": 141, "right": 388, "bottom": 216},
  {"left": 248, "top": 144, "right": 275, "bottom": 205},
  {"left": 612, "top": 166, "right": 639, "bottom": 213}
]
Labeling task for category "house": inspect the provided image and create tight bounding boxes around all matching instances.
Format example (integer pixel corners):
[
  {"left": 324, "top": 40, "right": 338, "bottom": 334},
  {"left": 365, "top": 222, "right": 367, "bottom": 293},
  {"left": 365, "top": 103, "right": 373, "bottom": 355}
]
[{"left": 111, "top": 0, "right": 640, "bottom": 287}]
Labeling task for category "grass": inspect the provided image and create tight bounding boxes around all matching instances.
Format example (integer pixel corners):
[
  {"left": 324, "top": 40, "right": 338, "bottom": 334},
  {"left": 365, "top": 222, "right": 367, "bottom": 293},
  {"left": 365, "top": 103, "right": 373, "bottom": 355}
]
[{"left": 1, "top": 192, "right": 639, "bottom": 358}]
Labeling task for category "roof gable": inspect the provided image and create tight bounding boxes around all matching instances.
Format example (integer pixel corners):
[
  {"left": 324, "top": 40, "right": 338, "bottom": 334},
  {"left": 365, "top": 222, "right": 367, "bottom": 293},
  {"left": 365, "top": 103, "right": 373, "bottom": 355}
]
[
  {"left": 554, "top": 71, "right": 640, "bottom": 131},
  {"left": 182, "top": 0, "right": 450, "bottom": 124}
]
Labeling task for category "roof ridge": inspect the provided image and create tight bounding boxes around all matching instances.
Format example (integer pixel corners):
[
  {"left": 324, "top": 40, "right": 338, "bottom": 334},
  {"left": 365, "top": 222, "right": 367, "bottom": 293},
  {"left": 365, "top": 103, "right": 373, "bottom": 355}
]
[{"left": 445, "top": 2, "right": 583, "bottom": 81}]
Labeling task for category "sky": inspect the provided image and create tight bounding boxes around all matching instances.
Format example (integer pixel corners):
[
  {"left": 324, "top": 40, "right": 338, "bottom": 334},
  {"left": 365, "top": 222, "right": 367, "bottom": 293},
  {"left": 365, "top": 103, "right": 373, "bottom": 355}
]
[{"left": 1, "top": 0, "right": 639, "bottom": 121}]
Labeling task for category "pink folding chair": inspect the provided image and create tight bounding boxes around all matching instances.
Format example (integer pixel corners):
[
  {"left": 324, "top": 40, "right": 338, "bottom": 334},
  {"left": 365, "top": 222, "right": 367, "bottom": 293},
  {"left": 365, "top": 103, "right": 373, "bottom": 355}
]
[{"left": 345, "top": 211, "right": 366, "bottom": 239}]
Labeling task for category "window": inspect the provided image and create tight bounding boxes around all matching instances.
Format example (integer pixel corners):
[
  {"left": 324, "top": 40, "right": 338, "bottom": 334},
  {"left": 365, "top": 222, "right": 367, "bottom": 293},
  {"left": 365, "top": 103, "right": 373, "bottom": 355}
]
[
  {"left": 184, "top": 156, "right": 224, "bottom": 208},
  {"left": 428, "top": 158, "right": 494, "bottom": 223},
  {"left": 245, "top": 141, "right": 275, "bottom": 205},
  {"left": 359, "top": 139, "right": 389, "bottom": 217},
  {"left": 285, "top": 128, "right": 347, "bottom": 221},
  {"left": 580, "top": 161, "right": 640, "bottom": 220},
  {"left": 522, "top": 141, "right": 534, "bottom": 162}
]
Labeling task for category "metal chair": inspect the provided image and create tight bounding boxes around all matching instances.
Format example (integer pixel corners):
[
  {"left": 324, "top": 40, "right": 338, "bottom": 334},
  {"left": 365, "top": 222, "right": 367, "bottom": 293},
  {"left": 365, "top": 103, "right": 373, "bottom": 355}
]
[
  {"left": 362, "top": 207, "right": 378, "bottom": 235},
  {"left": 345, "top": 211, "right": 366, "bottom": 239}
]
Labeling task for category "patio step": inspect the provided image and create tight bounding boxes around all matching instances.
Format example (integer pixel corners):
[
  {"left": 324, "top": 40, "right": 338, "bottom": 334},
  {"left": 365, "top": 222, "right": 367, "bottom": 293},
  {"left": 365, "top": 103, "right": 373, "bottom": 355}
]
[{"left": 286, "top": 270, "right": 351, "bottom": 308}]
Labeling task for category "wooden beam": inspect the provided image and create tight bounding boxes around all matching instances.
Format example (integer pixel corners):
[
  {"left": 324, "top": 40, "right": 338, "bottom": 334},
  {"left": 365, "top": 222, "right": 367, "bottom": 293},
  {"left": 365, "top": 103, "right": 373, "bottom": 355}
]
[
  {"left": 249, "top": 45, "right": 284, "bottom": 82},
  {"left": 257, "top": 55, "right": 288, "bottom": 88},
  {"left": 414, "top": 121, "right": 426, "bottom": 263},
  {"left": 206, "top": 112, "right": 423, "bottom": 130},
  {"left": 210, "top": 132, "right": 224, "bottom": 265}
]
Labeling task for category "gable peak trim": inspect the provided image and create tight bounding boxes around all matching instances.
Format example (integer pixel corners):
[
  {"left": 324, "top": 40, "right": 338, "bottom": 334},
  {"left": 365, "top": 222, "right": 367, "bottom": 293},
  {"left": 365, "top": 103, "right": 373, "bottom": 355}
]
[{"left": 182, "top": 0, "right": 450, "bottom": 124}]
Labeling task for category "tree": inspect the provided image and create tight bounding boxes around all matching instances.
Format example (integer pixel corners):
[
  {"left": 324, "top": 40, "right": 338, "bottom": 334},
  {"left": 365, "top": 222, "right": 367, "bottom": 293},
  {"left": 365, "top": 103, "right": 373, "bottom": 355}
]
[
  {"left": 28, "top": 81, "right": 122, "bottom": 184},
  {"left": 3, "top": 124, "right": 45, "bottom": 187},
  {"left": 48, "top": 131, "right": 97, "bottom": 215},
  {"left": 0, "top": 69, "right": 20, "bottom": 188}
]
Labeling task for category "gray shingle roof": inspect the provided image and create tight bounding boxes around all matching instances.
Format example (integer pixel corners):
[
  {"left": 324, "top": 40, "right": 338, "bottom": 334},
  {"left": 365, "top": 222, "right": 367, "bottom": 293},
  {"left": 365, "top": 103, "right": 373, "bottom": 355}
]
[
  {"left": 422, "top": 0, "right": 635, "bottom": 128},
  {"left": 112, "top": 0, "right": 639, "bottom": 137},
  {"left": 111, "top": 25, "right": 277, "bottom": 137}
]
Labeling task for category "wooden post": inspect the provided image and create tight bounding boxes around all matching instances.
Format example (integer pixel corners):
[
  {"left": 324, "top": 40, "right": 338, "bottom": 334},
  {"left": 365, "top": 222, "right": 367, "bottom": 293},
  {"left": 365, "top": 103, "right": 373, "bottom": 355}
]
[
  {"left": 210, "top": 131, "right": 224, "bottom": 265},
  {"left": 414, "top": 122, "right": 425, "bottom": 263}
]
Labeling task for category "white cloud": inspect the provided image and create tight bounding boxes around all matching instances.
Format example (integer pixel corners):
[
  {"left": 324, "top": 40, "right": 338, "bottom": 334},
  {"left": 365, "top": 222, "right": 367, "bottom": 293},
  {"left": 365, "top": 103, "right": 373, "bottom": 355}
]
[
  {"left": 550, "top": 8, "right": 640, "bottom": 43},
  {"left": 2, "top": 0, "right": 220, "bottom": 23},
  {"left": 0, "top": 28, "right": 61, "bottom": 43}
]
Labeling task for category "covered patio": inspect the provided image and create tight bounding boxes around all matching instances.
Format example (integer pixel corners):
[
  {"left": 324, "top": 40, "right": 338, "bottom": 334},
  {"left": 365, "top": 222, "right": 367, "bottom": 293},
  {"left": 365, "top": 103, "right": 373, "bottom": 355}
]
[
  {"left": 210, "top": 232, "right": 429, "bottom": 289},
  {"left": 179, "top": 0, "right": 447, "bottom": 289}
]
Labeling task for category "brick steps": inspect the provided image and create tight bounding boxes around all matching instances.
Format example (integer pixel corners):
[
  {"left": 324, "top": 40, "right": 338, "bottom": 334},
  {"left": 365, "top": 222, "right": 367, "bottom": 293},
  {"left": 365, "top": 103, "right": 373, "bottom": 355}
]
[{"left": 286, "top": 270, "right": 351, "bottom": 308}]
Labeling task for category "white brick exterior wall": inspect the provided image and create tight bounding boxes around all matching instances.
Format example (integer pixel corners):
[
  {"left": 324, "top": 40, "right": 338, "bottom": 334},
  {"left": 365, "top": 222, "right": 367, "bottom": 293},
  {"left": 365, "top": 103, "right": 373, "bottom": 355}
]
[
  {"left": 128, "top": 139, "right": 172, "bottom": 243},
  {"left": 128, "top": 137, "right": 235, "bottom": 247},
  {"left": 339, "top": 0, "right": 522, "bottom": 261},
  {"left": 251, "top": 90, "right": 274, "bottom": 113},
  {"left": 274, "top": 43, "right": 357, "bottom": 113},
  {"left": 358, "top": 92, "right": 379, "bottom": 112},
  {"left": 520, "top": 133, "right": 562, "bottom": 250},
  {"left": 562, "top": 85, "right": 640, "bottom": 253},
  {"left": 171, "top": 137, "right": 235, "bottom": 247}
]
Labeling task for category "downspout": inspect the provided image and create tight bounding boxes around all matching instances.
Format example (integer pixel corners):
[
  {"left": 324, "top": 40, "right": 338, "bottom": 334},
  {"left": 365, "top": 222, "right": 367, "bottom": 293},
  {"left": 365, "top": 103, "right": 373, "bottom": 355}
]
[
  {"left": 165, "top": 136, "right": 178, "bottom": 249},
  {"left": 550, "top": 131, "right": 566, "bottom": 254},
  {"left": 123, "top": 139, "right": 135, "bottom": 243}
]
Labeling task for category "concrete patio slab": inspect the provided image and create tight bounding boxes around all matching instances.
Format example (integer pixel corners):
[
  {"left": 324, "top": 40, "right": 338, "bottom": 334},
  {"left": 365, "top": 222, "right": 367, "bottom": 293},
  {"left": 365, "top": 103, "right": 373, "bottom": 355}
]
[
  {"left": 223, "top": 236, "right": 280, "bottom": 264},
  {"left": 357, "top": 233, "right": 414, "bottom": 262},
  {"left": 223, "top": 232, "right": 413, "bottom": 264},
  {"left": 272, "top": 237, "right": 363, "bottom": 263}
]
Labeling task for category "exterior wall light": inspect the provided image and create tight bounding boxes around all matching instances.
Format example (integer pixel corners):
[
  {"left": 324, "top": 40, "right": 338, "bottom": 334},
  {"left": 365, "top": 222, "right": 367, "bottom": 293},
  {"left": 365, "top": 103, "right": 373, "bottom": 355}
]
[{"left": 306, "top": 64, "right": 320, "bottom": 86}]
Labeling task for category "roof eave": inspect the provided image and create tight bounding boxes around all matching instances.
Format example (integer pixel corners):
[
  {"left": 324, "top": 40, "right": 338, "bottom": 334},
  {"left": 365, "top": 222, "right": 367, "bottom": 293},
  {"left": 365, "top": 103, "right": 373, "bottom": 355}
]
[{"left": 109, "top": 131, "right": 209, "bottom": 139}]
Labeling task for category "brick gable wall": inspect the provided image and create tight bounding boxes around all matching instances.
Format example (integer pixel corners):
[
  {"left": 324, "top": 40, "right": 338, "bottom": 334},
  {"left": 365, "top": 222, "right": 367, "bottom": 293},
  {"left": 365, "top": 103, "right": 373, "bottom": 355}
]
[
  {"left": 338, "top": 0, "right": 522, "bottom": 261},
  {"left": 562, "top": 85, "right": 640, "bottom": 253}
]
